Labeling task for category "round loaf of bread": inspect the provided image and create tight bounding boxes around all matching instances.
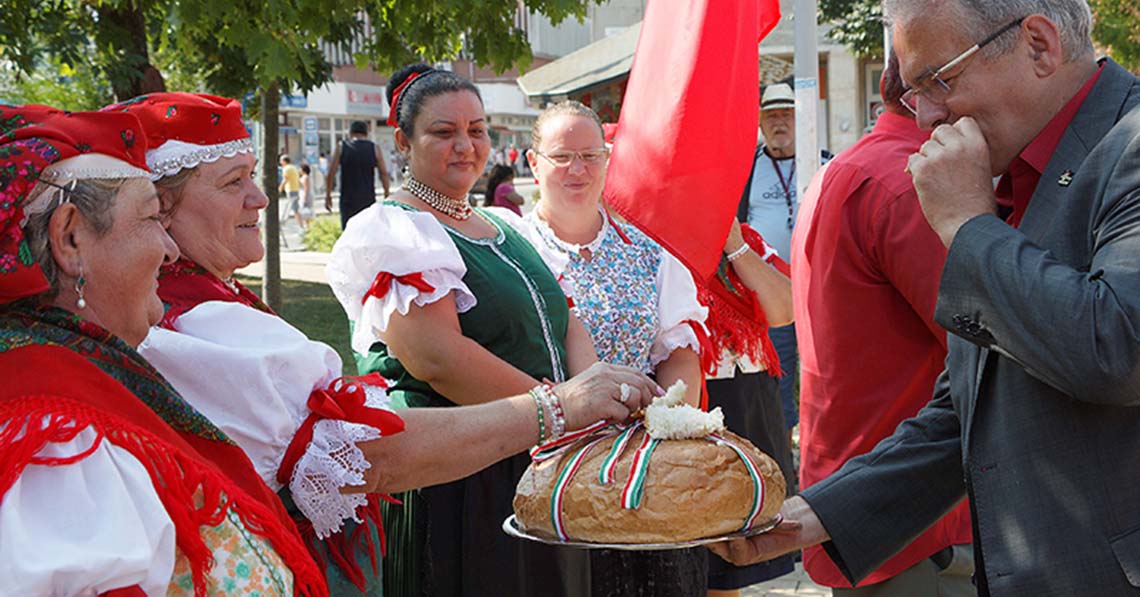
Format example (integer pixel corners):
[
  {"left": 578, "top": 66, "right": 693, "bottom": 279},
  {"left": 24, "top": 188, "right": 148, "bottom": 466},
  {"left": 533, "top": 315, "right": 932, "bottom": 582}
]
[{"left": 513, "top": 427, "right": 785, "bottom": 543}]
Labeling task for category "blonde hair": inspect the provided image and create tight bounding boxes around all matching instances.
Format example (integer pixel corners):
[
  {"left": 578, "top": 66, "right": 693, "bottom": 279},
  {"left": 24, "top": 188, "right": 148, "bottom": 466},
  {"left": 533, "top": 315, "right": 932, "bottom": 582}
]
[{"left": 531, "top": 100, "right": 605, "bottom": 149}]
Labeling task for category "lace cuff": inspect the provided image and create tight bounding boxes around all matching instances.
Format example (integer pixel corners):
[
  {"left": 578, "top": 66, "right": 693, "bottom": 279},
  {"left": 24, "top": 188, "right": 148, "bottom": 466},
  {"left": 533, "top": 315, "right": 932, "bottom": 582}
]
[{"left": 288, "top": 386, "right": 392, "bottom": 539}]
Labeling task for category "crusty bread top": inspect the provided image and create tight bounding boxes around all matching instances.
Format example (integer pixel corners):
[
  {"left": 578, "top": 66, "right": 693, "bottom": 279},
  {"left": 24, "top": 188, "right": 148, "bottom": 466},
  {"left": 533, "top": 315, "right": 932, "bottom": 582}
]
[{"left": 514, "top": 428, "right": 785, "bottom": 543}]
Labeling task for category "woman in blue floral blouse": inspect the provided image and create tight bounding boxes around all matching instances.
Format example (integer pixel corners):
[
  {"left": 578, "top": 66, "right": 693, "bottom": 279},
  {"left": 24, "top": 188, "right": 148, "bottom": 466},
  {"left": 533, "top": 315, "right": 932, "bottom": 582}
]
[{"left": 520, "top": 100, "right": 710, "bottom": 596}]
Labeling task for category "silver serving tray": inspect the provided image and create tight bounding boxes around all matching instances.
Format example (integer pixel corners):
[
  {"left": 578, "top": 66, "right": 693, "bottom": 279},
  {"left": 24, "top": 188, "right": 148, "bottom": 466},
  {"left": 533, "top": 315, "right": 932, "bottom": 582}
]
[{"left": 501, "top": 513, "right": 782, "bottom": 551}]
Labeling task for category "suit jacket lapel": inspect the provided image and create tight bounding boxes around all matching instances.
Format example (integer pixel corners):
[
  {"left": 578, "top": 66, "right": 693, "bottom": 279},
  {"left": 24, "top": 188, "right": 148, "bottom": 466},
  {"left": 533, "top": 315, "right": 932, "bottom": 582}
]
[
  {"left": 967, "top": 60, "right": 1136, "bottom": 435},
  {"left": 1019, "top": 59, "right": 1136, "bottom": 238}
]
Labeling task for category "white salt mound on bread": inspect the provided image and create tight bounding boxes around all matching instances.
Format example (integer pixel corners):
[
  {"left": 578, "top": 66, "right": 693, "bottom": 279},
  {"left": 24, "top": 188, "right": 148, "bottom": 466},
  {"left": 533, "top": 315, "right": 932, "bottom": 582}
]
[{"left": 644, "top": 380, "right": 725, "bottom": 440}]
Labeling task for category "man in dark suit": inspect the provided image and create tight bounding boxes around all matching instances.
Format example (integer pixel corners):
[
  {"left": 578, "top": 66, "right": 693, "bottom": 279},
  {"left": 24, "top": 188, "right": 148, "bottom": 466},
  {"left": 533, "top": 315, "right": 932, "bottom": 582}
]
[{"left": 711, "top": 1, "right": 1140, "bottom": 594}]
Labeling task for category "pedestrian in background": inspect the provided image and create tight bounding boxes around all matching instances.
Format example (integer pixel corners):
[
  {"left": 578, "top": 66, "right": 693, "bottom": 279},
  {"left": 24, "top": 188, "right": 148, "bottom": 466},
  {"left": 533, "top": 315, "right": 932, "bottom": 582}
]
[
  {"left": 736, "top": 81, "right": 832, "bottom": 457},
  {"left": 325, "top": 120, "right": 391, "bottom": 229},
  {"left": 484, "top": 163, "right": 524, "bottom": 215},
  {"left": 278, "top": 154, "right": 304, "bottom": 229},
  {"left": 299, "top": 163, "right": 313, "bottom": 229}
]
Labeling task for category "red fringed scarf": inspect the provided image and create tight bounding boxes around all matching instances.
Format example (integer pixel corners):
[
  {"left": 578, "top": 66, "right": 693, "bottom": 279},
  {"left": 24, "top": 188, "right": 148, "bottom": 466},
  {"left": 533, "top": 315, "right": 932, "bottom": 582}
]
[
  {"left": 157, "top": 259, "right": 273, "bottom": 329},
  {"left": 698, "top": 224, "right": 787, "bottom": 377},
  {"left": 0, "top": 331, "right": 326, "bottom": 596}
]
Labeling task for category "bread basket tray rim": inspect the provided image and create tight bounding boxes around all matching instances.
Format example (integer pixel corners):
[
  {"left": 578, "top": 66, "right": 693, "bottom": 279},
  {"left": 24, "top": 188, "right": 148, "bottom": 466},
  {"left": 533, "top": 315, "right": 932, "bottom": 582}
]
[{"left": 501, "top": 514, "right": 782, "bottom": 551}]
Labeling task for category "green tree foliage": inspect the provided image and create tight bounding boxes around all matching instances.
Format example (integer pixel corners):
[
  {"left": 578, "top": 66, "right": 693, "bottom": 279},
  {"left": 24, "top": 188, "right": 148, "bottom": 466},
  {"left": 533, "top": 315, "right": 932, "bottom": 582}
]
[
  {"left": 3, "top": 0, "right": 601, "bottom": 103},
  {"left": 2, "top": 0, "right": 602, "bottom": 309},
  {"left": 1091, "top": 0, "right": 1140, "bottom": 72},
  {"left": 0, "top": 0, "right": 88, "bottom": 76},
  {"left": 819, "top": 0, "right": 884, "bottom": 59},
  {"left": 0, "top": 58, "right": 113, "bottom": 109}
]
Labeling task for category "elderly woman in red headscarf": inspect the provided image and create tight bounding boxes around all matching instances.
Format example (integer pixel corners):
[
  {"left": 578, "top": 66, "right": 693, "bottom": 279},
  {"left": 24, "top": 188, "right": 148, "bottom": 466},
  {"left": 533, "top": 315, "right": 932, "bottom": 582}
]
[
  {"left": 0, "top": 105, "right": 327, "bottom": 595},
  {"left": 106, "top": 92, "right": 657, "bottom": 595}
]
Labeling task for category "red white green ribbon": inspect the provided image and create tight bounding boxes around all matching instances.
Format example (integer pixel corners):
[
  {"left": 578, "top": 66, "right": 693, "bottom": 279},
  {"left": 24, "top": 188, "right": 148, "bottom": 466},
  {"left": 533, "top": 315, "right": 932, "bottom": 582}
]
[
  {"left": 549, "top": 435, "right": 610, "bottom": 540},
  {"left": 529, "top": 419, "right": 610, "bottom": 462},
  {"left": 620, "top": 432, "right": 661, "bottom": 509},
  {"left": 537, "top": 424, "right": 769, "bottom": 540},
  {"left": 599, "top": 423, "right": 639, "bottom": 484},
  {"left": 709, "top": 433, "right": 766, "bottom": 530}
]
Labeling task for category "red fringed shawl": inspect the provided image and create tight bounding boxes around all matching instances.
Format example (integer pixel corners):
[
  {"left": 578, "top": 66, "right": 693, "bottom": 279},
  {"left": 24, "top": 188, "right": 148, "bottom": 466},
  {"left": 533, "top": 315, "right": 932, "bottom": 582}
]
[
  {"left": 0, "top": 318, "right": 326, "bottom": 597},
  {"left": 698, "top": 224, "right": 788, "bottom": 377},
  {"left": 158, "top": 259, "right": 273, "bottom": 329}
]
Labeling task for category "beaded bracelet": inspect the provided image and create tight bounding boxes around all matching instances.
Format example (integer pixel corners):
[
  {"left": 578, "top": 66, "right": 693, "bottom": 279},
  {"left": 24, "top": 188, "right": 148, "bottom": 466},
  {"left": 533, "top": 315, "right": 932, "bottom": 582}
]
[
  {"left": 528, "top": 388, "right": 547, "bottom": 442},
  {"left": 726, "top": 243, "right": 750, "bottom": 262},
  {"left": 533, "top": 384, "right": 566, "bottom": 440}
]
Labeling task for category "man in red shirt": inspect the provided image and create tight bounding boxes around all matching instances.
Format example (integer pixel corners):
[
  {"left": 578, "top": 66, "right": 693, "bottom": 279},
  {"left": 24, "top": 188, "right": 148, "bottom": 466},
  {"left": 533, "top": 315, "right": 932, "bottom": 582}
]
[
  {"left": 793, "top": 53, "right": 971, "bottom": 592},
  {"left": 791, "top": 54, "right": 974, "bottom": 595}
]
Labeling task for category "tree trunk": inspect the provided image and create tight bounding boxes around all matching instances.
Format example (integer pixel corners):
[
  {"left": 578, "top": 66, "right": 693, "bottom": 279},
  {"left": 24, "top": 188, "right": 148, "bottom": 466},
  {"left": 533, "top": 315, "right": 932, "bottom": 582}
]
[
  {"left": 261, "top": 84, "right": 283, "bottom": 311},
  {"left": 98, "top": 4, "right": 166, "bottom": 99}
]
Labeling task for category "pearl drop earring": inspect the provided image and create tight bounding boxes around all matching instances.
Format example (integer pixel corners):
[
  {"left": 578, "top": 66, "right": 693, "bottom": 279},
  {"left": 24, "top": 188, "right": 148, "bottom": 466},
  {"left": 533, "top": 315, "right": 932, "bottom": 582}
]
[{"left": 75, "top": 266, "right": 87, "bottom": 309}]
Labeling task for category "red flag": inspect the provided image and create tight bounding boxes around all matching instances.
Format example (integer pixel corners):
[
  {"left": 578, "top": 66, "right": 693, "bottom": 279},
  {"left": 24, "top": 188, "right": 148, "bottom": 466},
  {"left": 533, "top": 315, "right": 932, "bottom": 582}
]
[{"left": 604, "top": 0, "right": 781, "bottom": 280}]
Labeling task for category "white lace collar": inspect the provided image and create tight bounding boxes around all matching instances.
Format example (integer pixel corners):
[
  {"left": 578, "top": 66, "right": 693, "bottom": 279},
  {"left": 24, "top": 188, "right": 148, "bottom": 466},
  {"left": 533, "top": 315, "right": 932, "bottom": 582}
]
[{"left": 531, "top": 204, "right": 608, "bottom": 257}]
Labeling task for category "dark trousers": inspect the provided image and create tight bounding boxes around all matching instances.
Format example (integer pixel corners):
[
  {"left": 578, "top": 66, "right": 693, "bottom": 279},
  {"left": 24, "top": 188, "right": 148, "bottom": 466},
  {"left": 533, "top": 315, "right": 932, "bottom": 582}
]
[
  {"left": 768, "top": 323, "right": 798, "bottom": 430},
  {"left": 340, "top": 195, "right": 375, "bottom": 229}
]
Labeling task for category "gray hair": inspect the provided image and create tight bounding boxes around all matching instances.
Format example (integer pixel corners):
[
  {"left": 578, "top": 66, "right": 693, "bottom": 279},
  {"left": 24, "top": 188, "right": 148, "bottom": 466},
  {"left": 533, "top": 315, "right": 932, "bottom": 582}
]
[
  {"left": 883, "top": 0, "right": 1094, "bottom": 62},
  {"left": 23, "top": 178, "right": 125, "bottom": 298},
  {"left": 153, "top": 166, "right": 198, "bottom": 219}
]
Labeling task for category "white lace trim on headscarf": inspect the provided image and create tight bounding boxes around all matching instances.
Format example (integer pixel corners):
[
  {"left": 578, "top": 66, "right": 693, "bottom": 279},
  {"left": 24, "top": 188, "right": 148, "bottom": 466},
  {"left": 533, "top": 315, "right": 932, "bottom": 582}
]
[
  {"left": 22, "top": 154, "right": 151, "bottom": 224},
  {"left": 147, "top": 138, "right": 254, "bottom": 181}
]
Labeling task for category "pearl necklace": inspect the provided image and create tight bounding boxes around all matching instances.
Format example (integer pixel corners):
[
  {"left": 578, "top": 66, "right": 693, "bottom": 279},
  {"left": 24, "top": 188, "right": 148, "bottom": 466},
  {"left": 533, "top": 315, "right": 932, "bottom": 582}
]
[{"left": 405, "top": 175, "right": 472, "bottom": 220}]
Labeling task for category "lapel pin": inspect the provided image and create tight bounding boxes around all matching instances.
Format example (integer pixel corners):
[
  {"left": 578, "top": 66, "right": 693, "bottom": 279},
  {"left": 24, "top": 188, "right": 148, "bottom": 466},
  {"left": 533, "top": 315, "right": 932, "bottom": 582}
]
[{"left": 1058, "top": 170, "right": 1074, "bottom": 187}]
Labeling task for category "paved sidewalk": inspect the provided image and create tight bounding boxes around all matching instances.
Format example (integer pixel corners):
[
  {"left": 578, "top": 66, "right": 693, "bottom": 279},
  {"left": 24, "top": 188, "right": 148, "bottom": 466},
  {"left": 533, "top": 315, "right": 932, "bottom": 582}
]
[
  {"left": 237, "top": 247, "right": 329, "bottom": 283},
  {"left": 743, "top": 563, "right": 830, "bottom": 596}
]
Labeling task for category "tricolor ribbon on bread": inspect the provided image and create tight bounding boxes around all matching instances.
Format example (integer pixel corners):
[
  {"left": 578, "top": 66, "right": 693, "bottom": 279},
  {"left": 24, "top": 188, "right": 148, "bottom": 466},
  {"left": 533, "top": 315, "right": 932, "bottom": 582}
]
[
  {"left": 620, "top": 431, "right": 661, "bottom": 509},
  {"left": 709, "top": 433, "right": 767, "bottom": 530},
  {"left": 531, "top": 420, "right": 767, "bottom": 541}
]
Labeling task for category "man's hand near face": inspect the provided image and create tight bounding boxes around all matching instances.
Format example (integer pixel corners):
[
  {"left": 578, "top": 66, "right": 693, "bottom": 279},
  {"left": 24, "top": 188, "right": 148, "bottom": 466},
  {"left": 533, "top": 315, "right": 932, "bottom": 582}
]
[{"left": 907, "top": 116, "right": 1000, "bottom": 247}]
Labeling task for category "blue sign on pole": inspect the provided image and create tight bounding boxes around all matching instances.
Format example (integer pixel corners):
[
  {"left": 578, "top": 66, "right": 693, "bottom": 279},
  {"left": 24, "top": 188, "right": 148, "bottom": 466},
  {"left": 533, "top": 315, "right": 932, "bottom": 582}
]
[
  {"left": 303, "top": 117, "right": 318, "bottom": 132},
  {"left": 278, "top": 95, "right": 308, "bottom": 109}
]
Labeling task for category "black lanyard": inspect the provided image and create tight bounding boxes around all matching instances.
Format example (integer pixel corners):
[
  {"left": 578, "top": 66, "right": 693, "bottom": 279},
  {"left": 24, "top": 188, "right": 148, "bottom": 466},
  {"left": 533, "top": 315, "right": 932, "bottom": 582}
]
[{"left": 769, "top": 154, "right": 796, "bottom": 231}]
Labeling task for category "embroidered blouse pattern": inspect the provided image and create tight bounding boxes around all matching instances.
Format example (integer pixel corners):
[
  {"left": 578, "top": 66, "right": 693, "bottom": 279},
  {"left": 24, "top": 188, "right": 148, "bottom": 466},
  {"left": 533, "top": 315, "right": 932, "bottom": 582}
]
[{"left": 530, "top": 212, "right": 662, "bottom": 372}]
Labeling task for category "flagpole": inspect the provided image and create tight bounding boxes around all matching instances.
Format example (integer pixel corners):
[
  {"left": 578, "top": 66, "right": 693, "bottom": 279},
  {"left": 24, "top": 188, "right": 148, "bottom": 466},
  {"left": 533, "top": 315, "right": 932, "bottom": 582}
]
[{"left": 793, "top": 0, "right": 820, "bottom": 197}]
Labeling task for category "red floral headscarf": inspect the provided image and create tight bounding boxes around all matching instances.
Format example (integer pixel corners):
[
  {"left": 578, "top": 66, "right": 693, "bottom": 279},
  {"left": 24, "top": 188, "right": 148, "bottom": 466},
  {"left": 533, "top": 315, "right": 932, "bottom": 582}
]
[
  {"left": 0, "top": 104, "right": 150, "bottom": 304},
  {"left": 104, "top": 92, "right": 251, "bottom": 180}
]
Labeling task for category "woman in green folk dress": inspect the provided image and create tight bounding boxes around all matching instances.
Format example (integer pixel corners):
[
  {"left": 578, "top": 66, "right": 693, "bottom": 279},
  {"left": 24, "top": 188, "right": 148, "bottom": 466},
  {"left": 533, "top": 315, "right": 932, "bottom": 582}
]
[{"left": 326, "top": 64, "right": 624, "bottom": 596}]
